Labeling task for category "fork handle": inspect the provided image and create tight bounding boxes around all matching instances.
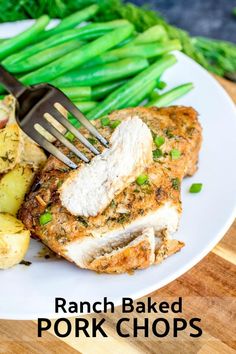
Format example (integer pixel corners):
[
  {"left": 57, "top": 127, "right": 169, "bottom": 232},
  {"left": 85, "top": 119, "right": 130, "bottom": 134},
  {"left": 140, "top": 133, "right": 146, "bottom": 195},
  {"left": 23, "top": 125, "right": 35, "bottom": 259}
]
[{"left": 0, "top": 65, "right": 27, "bottom": 98}]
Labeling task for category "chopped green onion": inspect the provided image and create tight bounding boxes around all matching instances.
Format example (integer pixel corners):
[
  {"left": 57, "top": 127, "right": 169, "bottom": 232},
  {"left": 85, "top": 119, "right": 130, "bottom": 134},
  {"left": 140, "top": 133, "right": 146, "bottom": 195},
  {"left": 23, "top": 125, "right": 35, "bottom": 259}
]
[
  {"left": 154, "top": 135, "right": 165, "bottom": 147},
  {"left": 65, "top": 131, "right": 75, "bottom": 142},
  {"left": 189, "top": 183, "right": 203, "bottom": 193},
  {"left": 101, "top": 116, "right": 110, "bottom": 126},
  {"left": 136, "top": 174, "right": 148, "bottom": 185},
  {"left": 170, "top": 148, "right": 181, "bottom": 160},
  {"left": 110, "top": 120, "right": 121, "bottom": 129},
  {"left": 39, "top": 212, "right": 52, "bottom": 225},
  {"left": 153, "top": 149, "right": 163, "bottom": 160}
]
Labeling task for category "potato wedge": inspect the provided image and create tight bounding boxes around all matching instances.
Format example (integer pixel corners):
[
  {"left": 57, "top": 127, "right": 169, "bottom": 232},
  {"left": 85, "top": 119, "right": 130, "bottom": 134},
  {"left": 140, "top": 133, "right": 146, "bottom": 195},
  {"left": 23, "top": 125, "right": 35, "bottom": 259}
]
[
  {"left": 2, "top": 95, "right": 16, "bottom": 125},
  {"left": 0, "top": 124, "right": 23, "bottom": 173},
  {"left": 0, "top": 165, "right": 35, "bottom": 216},
  {"left": 0, "top": 213, "right": 30, "bottom": 269}
]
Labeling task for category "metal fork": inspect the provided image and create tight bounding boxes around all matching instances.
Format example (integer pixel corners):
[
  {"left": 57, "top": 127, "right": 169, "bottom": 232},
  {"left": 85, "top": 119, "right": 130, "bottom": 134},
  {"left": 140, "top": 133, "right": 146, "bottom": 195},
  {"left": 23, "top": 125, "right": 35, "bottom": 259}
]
[{"left": 0, "top": 65, "right": 109, "bottom": 169}]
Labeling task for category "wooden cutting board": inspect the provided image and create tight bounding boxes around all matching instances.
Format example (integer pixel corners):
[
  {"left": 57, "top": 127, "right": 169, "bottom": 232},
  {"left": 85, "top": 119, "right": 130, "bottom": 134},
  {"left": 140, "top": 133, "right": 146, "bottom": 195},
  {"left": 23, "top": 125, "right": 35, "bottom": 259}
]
[{"left": 0, "top": 76, "right": 235, "bottom": 354}]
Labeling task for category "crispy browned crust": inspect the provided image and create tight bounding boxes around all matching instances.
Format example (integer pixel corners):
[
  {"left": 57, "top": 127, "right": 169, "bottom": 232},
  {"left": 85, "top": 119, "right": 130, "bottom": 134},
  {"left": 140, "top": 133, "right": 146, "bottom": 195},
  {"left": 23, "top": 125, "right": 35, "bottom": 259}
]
[
  {"left": 155, "top": 239, "right": 185, "bottom": 264},
  {"left": 89, "top": 238, "right": 153, "bottom": 274},
  {"left": 19, "top": 106, "right": 202, "bottom": 262}
]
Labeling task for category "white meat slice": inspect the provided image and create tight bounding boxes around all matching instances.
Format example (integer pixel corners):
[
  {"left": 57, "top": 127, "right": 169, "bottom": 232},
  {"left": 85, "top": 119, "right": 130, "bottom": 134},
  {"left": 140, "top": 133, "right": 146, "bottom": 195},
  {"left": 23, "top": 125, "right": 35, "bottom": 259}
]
[
  {"left": 60, "top": 116, "right": 153, "bottom": 217},
  {"left": 65, "top": 202, "right": 180, "bottom": 269}
]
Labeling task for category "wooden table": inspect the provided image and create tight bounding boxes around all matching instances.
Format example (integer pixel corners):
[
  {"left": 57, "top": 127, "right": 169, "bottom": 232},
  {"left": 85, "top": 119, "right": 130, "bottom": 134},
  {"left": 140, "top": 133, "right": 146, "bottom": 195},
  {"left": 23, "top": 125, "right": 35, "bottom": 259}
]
[{"left": 0, "top": 77, "right": 235, "bottom": 354}]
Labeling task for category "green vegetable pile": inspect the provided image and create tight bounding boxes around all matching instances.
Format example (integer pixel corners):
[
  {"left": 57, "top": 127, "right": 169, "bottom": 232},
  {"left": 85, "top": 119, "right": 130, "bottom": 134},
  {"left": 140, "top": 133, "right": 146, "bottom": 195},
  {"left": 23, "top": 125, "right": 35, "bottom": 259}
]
[
  {"left": 0, "top": 0, "right": 235, "bottom": 78},
  {"left": 0, "top": 4, "right": 194, "bottom": 120}
]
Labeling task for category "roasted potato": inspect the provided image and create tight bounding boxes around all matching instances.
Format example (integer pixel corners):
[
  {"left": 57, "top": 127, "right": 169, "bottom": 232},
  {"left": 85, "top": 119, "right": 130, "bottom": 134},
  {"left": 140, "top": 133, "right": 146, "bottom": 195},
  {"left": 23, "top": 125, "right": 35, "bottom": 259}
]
[
  {"left": 0, "top": 213, "right": 30, "bottom": 269},
  {"left": 0, "top": 165, "right": 35, "bottom": 216},
  {"left": 0, "top": 124, "right": 23, "bottom": 173}
]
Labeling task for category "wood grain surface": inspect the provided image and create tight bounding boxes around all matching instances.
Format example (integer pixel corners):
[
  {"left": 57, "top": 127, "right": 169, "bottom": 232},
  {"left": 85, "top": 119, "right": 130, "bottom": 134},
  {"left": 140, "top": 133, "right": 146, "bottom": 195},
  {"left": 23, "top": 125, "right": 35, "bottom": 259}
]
[{"left": 0, "top": 76, "right": 235, "bottom": 354}]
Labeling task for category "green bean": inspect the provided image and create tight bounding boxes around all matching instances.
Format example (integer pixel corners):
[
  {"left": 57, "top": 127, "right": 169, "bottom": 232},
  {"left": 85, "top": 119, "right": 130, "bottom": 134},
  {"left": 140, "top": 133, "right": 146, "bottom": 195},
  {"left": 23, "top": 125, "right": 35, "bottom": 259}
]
[
  {"left": 51, "top": 57, "right": 148, "bottom": 87},
  {"left": 37, "top": 5, "right": 99, "bottom": 41},
  {"left": 83, "top": 40, "right": 181, "bottom": 68},
  {"left": 115, "top": 35, "right": 136, "bottom": 48},
  {"left": 87, "top": 54, "right": 176, "bottom": 120},
  {"left": 127, "top": 25, "right": 167, "bottom": 46},
  {"left": 126, "top": 81, "right": 157, "bottom": 107},
  {"left": 75, "top": 101, "right": 97, "bottom": 113},
  {"left": 146, "top": 83, "right": 194, "bottom": 107},
  {"left": 20, "top": 24, "right": 135, "bottom": 85},
  {"left": 3, "top": 20, "right": 130, "bottom": 67},
  {"left": 72, "top": 101, "right": 98, "bottom": 117},
  {"left": 91, "top": 80, "right": 128, "bottom": 100},
  {"left": 74, "top": 20, "right": 131, "bottom": 40},
  {"left": 0, "top": 15, "right": 50, "bottom": 61},
  {"left": 7, "top": 40, "right": 84, "bottom": 74},
  {"left": 60, "top": 87, "right": 91, "bottom": 100}
]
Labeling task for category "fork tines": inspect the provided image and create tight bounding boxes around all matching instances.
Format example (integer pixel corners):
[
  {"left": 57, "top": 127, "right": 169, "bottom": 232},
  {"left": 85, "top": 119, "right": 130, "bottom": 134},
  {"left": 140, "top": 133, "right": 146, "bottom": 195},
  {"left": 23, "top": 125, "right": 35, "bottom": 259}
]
[{"left": 34, "top": 88, "right": 109, "bottom": 169}]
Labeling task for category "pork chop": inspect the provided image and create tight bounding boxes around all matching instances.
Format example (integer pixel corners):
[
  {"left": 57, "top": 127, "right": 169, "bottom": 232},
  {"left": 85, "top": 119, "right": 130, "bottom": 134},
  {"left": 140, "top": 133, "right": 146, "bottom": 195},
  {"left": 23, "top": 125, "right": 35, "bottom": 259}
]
[
  {"left": 60, "top": 116, "right": 153, "bottom": 217},
  {"left": 19, "top": 106, "right": 202, "bottom": 273}
]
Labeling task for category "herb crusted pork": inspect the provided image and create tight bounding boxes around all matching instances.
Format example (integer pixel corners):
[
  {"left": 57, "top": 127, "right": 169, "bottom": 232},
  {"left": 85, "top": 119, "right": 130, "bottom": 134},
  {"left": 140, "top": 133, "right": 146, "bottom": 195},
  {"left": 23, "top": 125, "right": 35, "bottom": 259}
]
[
  {"left": 19, "top": 106, "right": 202, "bottom": 274},
  {"left": 60, "top": 116, "right": 153, "bottom": 217}
]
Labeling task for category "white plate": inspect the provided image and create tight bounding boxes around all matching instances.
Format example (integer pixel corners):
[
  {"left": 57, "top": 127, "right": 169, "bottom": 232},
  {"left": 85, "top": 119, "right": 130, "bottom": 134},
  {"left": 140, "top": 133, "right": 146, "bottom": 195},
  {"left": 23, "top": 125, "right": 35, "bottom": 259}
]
[{"left": 0, "top": 21, "right": 236, "bottom": 320}]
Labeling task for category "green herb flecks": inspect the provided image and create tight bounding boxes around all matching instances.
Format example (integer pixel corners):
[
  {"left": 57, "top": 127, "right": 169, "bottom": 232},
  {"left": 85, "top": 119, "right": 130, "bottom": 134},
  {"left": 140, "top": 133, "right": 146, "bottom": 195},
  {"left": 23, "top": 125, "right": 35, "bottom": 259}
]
[
  {"left": 153, "top": 149, "right": 163, "bottom": 160},
  {"left": 164, "top": 128, "right": 174, "bottom": 139},
  {"left": 110, "top": 119, "right": 121, "bottom": 129},
  {"left": 77, "top": 216, "right": 89, "bottom": 227},
  {"left": 171, "top": 177, "right": 180, "bottom": 190},
  {"left": 88, "top": 137, "right": 97, "bottom": 145},
  {"left": 117, "top": 213, "right": 130, "bottom": 224}
]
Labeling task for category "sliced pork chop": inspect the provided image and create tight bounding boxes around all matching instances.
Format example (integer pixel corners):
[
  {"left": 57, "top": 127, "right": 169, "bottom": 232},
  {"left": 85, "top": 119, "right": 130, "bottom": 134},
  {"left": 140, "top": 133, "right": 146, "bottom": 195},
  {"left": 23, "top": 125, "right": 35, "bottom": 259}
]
[
  {"left": 60, "top": 117, "right": 153, "bottom": 217},
  {"left": 19, "top": 106, "right": 202, "bottom": 274},
  {"left": 88, "top": 227, "right": 156, "bottom": 273}
]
